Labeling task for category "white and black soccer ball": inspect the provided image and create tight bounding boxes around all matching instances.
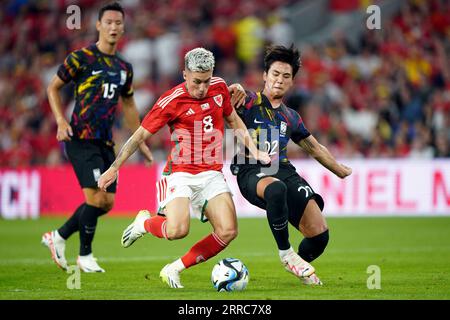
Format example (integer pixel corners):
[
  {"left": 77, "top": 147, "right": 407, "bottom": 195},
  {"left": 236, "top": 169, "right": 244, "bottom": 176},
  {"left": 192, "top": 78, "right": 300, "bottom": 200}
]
[{"left": 211, "top": 258, "right": 249, "bottom": 292}]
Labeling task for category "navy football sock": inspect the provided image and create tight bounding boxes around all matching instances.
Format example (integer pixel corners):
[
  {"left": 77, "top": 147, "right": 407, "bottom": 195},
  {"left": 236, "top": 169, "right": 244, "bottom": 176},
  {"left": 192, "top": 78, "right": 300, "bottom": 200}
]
[
  {"left": 298, "top": 229, "right": 329, "bottom": 262},
  {"left": 79, "top": 204, "right": 107, "bottom": 256},
  {"left": 58, "top": 203, "right": 86, "bottom": 240},
  {"left": 264, "top": 181, "right": 290, "bottom": 250}
]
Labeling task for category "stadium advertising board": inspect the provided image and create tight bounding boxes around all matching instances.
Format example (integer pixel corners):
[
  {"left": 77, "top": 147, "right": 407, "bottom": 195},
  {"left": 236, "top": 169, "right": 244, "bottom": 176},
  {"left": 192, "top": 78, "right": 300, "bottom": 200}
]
[
  {"left": 0, "top": 160, "right": 448, "bottom": 219},
  {"left": 225, "top": 159, "right": 450, "bottom": 217},
  {"left": 0, "top": 165, "right": 158, "bottom": 219}
]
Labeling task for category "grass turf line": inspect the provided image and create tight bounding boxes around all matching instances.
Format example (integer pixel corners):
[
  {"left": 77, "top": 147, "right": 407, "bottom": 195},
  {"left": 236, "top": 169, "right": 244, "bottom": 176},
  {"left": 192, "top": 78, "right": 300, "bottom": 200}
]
[{"left": 0, "top": 216, "right": 449, "bottom": 300}]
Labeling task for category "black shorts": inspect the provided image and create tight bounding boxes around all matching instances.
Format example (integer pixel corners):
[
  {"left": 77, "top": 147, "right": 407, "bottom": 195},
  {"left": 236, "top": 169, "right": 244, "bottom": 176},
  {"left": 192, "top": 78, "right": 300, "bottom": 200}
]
[
  {"left": 236, "top": 164, "right": 324, "bottom": 229},
  {"left": 65, "top": 139, "right": 117, "bottom": 193}
]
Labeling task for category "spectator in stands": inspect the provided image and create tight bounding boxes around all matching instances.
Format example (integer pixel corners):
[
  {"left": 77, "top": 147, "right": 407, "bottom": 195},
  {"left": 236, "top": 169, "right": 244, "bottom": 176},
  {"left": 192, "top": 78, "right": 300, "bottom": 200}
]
[{"left": 0, "top": 0, "right": 448, "bottom": 168}]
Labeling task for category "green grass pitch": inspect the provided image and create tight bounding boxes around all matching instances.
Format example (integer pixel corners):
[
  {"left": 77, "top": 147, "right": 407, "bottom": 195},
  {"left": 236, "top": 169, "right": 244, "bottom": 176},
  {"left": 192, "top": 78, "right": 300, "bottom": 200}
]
[{"left": 1, "top": 216, "right": 449, "bottom": 300}]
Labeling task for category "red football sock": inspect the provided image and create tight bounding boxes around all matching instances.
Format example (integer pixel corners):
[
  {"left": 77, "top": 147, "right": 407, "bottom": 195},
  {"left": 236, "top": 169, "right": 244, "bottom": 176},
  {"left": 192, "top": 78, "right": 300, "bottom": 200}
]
[
  {"left": 181, "top": 233, "right": 228, "bottom": 269},
  {"left": 144, "top": 215, "right": 167, "bottom": 239}
]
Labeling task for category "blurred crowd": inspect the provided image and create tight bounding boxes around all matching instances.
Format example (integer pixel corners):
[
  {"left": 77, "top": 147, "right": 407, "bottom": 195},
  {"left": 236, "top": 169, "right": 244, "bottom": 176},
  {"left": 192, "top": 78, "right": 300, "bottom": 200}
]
[
  {"left": 0, "top": 0, "right": 448, "bottom": 168},
  {"left": 287, "top": 0, "right": 450, "bottom": 160}
]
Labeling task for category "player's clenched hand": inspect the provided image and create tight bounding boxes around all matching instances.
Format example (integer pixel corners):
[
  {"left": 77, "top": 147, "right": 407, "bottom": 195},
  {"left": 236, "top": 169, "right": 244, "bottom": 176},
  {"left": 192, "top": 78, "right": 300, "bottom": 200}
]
[
  {"left": 56, "top": 119, "right": 73, "bottom": 141},
  {"left": 337, "top": 164, "right": 352, "bottom": 179},
  {"left": 255, "top": 150, "right": 271, "bottom": 165},
  {"left": 98, "top": 167, "right": 118, "bottom": 192},
  {"left": 139, "top": 142, "right": 154, "bottom": 164},
  {"left": 228, "top": 83, "right": 246, "bottom": 108}
]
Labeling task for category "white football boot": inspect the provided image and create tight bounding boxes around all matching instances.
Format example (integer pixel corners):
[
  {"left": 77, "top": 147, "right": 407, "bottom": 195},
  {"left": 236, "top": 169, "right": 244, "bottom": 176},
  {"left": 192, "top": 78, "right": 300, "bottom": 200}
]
[
  {"left": 77, "top": 253, "right": 105, "bottom": 273},
  {"left": 121, "top": 210, "right": 151, "bottom": 248},
  {"left": 301, "top": 272, "right": 323, "bottom": 285},
  {"left": 280, "top": 247, "right": 315, "bottom": 279},
  {"left": 160, "top": 263, "right": 184, "bottom": 289},
  {"left": 41, "top": 230, "right": 68, "bottom": 271}
]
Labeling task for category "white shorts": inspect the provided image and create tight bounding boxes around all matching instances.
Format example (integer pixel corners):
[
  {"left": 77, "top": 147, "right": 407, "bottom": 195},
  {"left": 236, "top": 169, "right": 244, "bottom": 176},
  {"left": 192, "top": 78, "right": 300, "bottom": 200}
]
[{"left": 156, "top": 170, "right": 232, "bottom": 221}]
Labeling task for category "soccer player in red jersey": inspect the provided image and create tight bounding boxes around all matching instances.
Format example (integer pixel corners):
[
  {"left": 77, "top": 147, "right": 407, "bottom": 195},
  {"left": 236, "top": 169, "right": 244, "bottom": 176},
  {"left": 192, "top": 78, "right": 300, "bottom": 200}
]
[{"left": 98, "top": 47, "right": 270, "bottom": 288}]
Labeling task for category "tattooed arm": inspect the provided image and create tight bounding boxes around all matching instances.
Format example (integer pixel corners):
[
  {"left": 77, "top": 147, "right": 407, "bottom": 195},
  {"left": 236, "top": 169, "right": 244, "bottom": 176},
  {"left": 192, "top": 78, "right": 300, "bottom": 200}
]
[
  {"left": 98, "top": 126, "right": 152, "bottom": 191},
  {"left": 122, "top": 95, "right": 153, "bottom": 163},
  {"left": 298, "top": 135, "right": 352, "bottom": 179}
]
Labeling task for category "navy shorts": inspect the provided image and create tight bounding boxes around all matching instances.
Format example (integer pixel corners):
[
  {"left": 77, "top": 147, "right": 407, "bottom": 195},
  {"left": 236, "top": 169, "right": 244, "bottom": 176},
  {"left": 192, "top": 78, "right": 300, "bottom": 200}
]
[
  {"left": 235, "top": 163, "right": 324, "bottom": 229},
  {"left": 65, "top": 139, "right": 117, "bottom": 193}
]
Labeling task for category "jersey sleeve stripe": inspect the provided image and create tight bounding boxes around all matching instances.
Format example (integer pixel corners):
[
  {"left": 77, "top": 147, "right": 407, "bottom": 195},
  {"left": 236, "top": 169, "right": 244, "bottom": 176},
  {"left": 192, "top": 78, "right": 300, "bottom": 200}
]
[
  {"left": 158, "top": 88, "right": 183, "bottom": 106},
  {"left": 210, "top": 79, "right": 226, "bottom": 85},
  {"left": 158, "top": 88, "right": 184, "bottom": 109},
  {"left": 81, "top": 48, "right": 94, "bottom": 56},
  {"left": 159, "top": 91, "right": 184, "bottom": 109},
  {"left": 210, "top": 76, "right": 226, "bottom": 84}
]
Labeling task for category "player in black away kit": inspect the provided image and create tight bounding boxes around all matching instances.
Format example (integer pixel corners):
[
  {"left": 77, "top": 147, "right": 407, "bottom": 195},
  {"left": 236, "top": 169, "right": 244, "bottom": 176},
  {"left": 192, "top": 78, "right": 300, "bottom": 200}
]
[
  {"left": 42, "top": 2, "right": 153, "bottom": 272},
  {"left": 231, "top": 45, "right": 352, "bottom": 285}
]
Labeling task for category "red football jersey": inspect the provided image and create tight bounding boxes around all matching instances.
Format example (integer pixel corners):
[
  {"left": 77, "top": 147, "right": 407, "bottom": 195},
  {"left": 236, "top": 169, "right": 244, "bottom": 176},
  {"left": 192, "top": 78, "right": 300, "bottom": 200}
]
[{"left": 141, "top": 77, "right": 233, "bottom": 174}]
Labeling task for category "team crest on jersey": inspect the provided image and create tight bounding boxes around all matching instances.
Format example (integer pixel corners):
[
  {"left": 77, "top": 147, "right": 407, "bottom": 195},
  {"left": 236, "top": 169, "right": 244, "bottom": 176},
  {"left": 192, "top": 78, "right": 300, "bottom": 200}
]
[
  {"left": 201, "top": 103, "right": 210, "bottom": 110},
  {"left": 120, "top": 70, "right": 127, "bottom": 85},
  {"left": 280, "top": 121, "right": 287, "bottom": 136},
  {"left": 213, "top": 94, "right": 223, "bottom": 107}
]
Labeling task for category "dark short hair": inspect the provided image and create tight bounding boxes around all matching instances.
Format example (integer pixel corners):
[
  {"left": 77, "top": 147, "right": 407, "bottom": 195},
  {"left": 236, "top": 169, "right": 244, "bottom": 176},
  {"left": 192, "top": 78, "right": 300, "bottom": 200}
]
[
  {"left": 264, "top": 44, "right": 301, "bottom": 77},
  {"left": 98, "top": 2, "right": 125, "bottom": 21}
]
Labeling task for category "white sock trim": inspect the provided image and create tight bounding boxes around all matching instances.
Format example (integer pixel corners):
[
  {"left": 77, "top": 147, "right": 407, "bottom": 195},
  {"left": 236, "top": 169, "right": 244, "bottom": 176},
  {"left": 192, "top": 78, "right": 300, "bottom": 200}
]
[
  {"left": 54, "top": 230, "right": 65, "bottom": 243},
  {"left": 137, "top": 218, "right": 147, "bottom": 234},
  {"left": 279, "top": 247, "right": 294, "bottom": 259},
  {"left": 172, "top": 258, "right": 186, "bottom": 272}
]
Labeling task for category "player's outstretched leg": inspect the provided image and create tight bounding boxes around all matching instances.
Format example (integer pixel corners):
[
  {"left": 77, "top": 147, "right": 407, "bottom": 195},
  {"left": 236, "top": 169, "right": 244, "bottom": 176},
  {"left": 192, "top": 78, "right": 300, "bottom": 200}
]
[
  {"left": 41, "top": 230, "right": 68, "bottom": 270},
  {"left": 297, "top": 199, "right": 328, "bottom": 285},
  {"left": 121, "top": 210, "right": 151, "bottom": 248},
  {"left": 158, "top": 231, "right": 230, "bottom": 289}
]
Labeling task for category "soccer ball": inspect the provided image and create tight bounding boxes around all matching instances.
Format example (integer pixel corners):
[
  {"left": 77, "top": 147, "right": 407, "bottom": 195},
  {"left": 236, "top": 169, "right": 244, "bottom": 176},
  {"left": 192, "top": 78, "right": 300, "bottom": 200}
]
[{"left": 211, "top": 258, "right": 249, "bottom": 292}]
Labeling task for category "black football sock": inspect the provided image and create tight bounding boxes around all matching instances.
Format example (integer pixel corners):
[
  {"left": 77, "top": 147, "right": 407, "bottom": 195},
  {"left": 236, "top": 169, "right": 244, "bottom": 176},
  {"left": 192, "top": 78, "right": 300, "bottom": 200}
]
[
  {"left": 79, "top": 204, "right": 107, "bottom": 256},
  {"left": 57, "top": 203, "right": 86, "bottom": 240},
  {"left": 298, "top": 229, "right": 329, "bottom": 262},
  {"left": 264, "top": 181, "right": 291, "bottom": 250}
]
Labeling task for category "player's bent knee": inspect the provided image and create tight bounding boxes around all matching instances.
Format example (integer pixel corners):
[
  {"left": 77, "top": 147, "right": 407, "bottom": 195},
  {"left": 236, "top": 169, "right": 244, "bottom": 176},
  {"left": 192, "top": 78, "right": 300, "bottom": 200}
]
[
  {"left": 215, "top": 227, "right": 238, "bottom": 244},
  {"left": 87, "top": 191, "right": 114, "bottom": 212},
  {"left": 317, "top": 223, "right": 328, "bottom": 234},
  {"left": 101, "top": 200, "right": 114, "bottom": 212},
  {"left": 298, "top": 229, "right": 329, "bottom": 262},
  {"left": 98, "top": 197, "right": 114, "bottom": 212},
  {"left": 86, "top": 198, "right": 114, "bottom": 213},
  {"left": 166, "top": 226, "right": 189, "bottom": 240},
  {"left": 303, "top": 222, "right": 328, "bottom": 237},
  {"left": 263, "top": 180, "right": 287, "bottom": 202}
]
